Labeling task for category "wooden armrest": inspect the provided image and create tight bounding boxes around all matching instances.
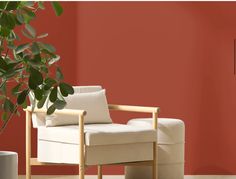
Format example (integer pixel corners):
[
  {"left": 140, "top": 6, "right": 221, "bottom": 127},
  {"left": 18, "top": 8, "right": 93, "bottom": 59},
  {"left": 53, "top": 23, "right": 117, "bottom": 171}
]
[
  {"left": 108, "top": 104, "right": 159, "bottom": 113},
  {"left": 24, "top": 106, "right": 86, "bottom": 116}
]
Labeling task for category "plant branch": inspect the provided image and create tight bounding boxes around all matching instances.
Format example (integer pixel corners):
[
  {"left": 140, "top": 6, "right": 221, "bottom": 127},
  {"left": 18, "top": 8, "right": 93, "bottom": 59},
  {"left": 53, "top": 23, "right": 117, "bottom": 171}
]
[
  {"left": 4, "top": 48, "right": 9, "bottom": 59},
  {"left": 0, "top": 104, "right": 18, "bottom": 135},
  {"left": 0, "top": 2, "right": 9, "bottom": 19}
]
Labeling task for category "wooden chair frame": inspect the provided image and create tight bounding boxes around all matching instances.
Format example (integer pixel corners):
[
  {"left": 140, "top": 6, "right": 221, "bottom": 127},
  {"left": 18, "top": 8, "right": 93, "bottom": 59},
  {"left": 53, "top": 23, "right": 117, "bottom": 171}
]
[{"left": 25, "top": 104, "right": 159, "bottom": 179}]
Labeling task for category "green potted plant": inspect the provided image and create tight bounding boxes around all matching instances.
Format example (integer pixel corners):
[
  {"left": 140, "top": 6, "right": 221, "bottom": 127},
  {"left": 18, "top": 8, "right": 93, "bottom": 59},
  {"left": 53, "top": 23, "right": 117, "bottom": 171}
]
[{"left": 0, "top": 1, "right": 74, "bottom": 134}]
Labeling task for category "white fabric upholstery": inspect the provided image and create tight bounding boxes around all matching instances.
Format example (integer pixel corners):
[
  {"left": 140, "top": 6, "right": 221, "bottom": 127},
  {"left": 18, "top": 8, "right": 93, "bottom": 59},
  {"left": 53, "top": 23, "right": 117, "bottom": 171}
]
[
  {"left": 73, "top": 86, "right": 102, "bottom": 93},
  {"left": 38, "top": 140, "right": 153, "bottom": 165},
  {"left": 31, "top": 86, "right": 102, "bottom": 128},
  {"left": 31, "top": 113, "right": 45, "bottom": 128},
  {"left": 128, "top": 118, "right": 185, "bottom": 144},
  {"left": 158, "top": 144, "right": 184, "bottom": 164},
  {"left": 37, "top": 122, "right": 157, "bottom": 164},
  {"left": 125, "top": 164, "right": 184, "bottom": 179},
  {"left": 38, "top": 124, "right": 156, "bottom": 146},
  {"left": 46, "top": 89, "right": 112, "bottom": 126},
  {"left": 125, "top": 118, "right": 185, "bottom": 179},
  {"left": 37, "top": 119, "right": 184, "bottom": 167}
]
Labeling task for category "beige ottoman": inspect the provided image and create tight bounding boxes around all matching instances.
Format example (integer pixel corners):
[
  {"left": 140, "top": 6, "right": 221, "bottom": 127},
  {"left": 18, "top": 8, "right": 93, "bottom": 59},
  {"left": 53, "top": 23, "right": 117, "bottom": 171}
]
[
  {"left": 125, "top": 118, "right": 185, "bottom": 179},
  {"left": 0, "top": 151, "right": 18, "bottom": 179}
]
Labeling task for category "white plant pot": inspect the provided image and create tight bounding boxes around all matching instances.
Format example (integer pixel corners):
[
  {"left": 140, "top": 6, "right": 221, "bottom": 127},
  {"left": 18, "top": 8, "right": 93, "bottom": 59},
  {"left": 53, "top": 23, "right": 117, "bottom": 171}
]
[{"left": 0, "top": 151, "right": 18, "bottom": 179}]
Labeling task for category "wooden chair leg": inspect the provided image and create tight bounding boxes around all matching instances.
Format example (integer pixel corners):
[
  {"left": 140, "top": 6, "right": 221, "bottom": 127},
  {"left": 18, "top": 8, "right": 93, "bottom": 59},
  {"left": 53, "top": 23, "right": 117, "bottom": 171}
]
[
  {"left": 79, "top": 115, "right": 85, "bottom": 179},
  {"left": 153, "top": 143, "right": 157, "bottom": 179},
  {"left": 98, "top": 165, "right": 102, "bottom": 179},
  {"left": 153, "top": 112, "right": 158, "bottom": 179},
  {"left": 26, "top": 111, "right": 31, "bottom": 179},
  {"left": 79, "top": 165, "right": 85, "bottom": 179}
]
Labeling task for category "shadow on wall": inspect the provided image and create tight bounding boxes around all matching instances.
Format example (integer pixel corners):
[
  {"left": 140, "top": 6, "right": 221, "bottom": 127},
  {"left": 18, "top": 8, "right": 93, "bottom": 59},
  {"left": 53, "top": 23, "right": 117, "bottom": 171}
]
[{"left": 182, "top": 2, "right": 236, "bottom": 174}]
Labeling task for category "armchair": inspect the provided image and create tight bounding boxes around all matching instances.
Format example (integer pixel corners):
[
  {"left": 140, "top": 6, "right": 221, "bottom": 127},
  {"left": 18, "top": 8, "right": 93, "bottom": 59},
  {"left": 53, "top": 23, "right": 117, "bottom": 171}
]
[{"left": 25, "top": 86, "right": 159, "bottom": 179}]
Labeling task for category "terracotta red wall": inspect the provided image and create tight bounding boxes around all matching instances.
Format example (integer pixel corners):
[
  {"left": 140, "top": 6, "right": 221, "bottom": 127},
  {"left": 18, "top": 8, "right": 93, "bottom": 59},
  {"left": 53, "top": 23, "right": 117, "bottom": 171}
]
[
  {"left": 1, "top": 2, "right": 236, "bottom": 175},
  {"left": 77, "top": 2, "right": 236, "bottom": 175}
]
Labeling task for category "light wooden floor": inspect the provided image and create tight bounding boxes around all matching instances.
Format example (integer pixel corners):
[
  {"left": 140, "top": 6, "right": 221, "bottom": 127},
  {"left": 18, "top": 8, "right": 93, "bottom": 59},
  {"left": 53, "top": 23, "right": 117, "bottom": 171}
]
[
  {"left": 18, "top": 176, "right": 122, "bottom": 179},
  {"left": 18, "top": 176, "right": 236, "bottom": 179}
]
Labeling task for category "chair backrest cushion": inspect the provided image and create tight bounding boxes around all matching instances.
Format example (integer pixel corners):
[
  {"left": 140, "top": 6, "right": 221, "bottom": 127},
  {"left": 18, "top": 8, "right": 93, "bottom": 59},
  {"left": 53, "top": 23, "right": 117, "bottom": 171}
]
[
  {"left": 46, "top": 89, "right": 112, "bottom": 126},
  {"left": 31, "top": 86, "right": 103, "bottom": 128},
  {"left": 73, "top": 86, "right": 102, "bottom": 93}
]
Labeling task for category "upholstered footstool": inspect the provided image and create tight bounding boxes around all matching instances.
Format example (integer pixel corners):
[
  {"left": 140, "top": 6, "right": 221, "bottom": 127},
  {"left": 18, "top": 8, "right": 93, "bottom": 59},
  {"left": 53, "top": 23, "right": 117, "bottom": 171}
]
[
  {"left": 0, "top": 151, "right": 18, "bottom": 179},
  {"left": 125, "top": 118, "right": 185, "bottom": 179}
]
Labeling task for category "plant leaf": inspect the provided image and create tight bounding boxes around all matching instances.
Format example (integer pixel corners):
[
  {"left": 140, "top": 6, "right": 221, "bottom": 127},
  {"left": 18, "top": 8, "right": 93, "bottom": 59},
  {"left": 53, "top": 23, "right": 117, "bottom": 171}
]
[
  {"left": 16, "top": 10, "right": 24, "bottom": 24},
  {"left": 47, "top": 104, "right": 56, "bottom": 115},
  {"left": 7, "top": 31, "right": 17, "bottom": 41},
  {"left": 25, "top": 24, "right": 36, "bottom": 38},
  {"left": 31, "top": 42, "right": 40, "bottom": 55},
  {"left": 41, "top": 66, "right": 48, "bottom": 74},
  {"left": 0, "top": 80, "right": 7, "bottom": 95},
  {"left": 0, "top": 13, "right": 8, "bottom": 27},
  {"left": 2, "top": 112, "right": 8, "bottom": 121},
  {"left": 4, "top": 99, "right": 15, "bottom": 112},
  {"left": 48, "top": 55, "right": 60, "bottom": 65},
  {"left": 49, "top": 86, "right": 57, "bottom": 102},
  {"left": 2, "top": 67, "right": 23, "bottom": 78},
  {"left": 59, "top": 82, "right": 74, "bottom": 97},
  {"left": 6, "top": 61, "right": 22, "bottom": 70},
  {"left": 20, "top": 1, "right": 34, "bottom": 7},
  {"left": 21, "top": 98, "right": 27, "bottom": 109},
  {"left": 0, "top": 57, "right": 8, "bottom": 71},
  {"left": 12, "top": 83, "right": 22, "bottom": 96},
  {"left": 0, "top": 2, "right": 7, "bottom": 10},
  {"left": 56, "top": 67, "right": 63, "bottom": 81},
  {"left": 44, "top": 77, "right": 56, "bottom": 90},
  {"left": 7, "top": 43, "right": 16, "bottom": 50},
  {"left": 37, "top": 95, "right": 47, "bottom": 109},
  {"left": 6, "top": 2, "right": 19, "bottom": 10},
  {"left": 37, "top": 33, "right": 48, "bottom": 39},
  {"left": 34, "top": 88, "right": 43, "bottom": 100},
  {"left": 0, "top": 13, "right": 16, "bottom": 30},
  {"left": 39, "top": 42, "right": 55, "bottom": 53},
  {"left": 0, "top": 26, "right": 11, "bottom": 37},
  {"left": 15, "top": 43, "right": 30, "bottom": 54},
  {"left": 22, "top": 29, "right": 34, "bottom": 39},
  {"left": 17, "top": 89, "right": 28, "bottom": 105},
  {"left": 6, "top": 13, "right": 16, "bottom": 29},
  {"left": 23, "top": 8, "right": 36, "bottom": 18},
  {"left": 51, "top": 2, "right": 63, "bottom": 16},
  {"left": 54, "top": 99, "right": 66, "bottom": 110},
  {"left": 28, "top": 67, "right": 43, "bottom": 90}
]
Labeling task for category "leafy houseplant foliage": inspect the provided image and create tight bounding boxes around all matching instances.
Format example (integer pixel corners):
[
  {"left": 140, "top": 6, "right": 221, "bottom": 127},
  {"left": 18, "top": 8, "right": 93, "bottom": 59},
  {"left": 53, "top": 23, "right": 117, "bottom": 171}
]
[{"left": 0, "top": 2, "right": 74, "bottom": 133}]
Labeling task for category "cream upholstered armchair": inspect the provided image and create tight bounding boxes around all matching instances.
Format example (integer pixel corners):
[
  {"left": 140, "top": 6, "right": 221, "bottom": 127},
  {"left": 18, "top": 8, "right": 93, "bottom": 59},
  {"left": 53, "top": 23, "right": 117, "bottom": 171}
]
[{"left": 25, "top": 86, "right": 159, "bottom": 179}]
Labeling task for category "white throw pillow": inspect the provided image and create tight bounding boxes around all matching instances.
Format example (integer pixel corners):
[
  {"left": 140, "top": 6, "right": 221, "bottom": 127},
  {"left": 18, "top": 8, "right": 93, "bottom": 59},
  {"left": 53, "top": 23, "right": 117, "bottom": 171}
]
[{"left": 46, "top": 89, "right": 112, "bottom": 126}]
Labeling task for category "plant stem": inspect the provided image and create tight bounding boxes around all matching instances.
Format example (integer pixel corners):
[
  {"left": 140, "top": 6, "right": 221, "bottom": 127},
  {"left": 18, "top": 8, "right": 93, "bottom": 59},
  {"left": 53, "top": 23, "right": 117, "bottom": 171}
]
[
  {"left": 0, "top": 2, "right": 9, "bottom": 55},
  {"left": 0, "top": 79, "right": 6, "bottom": 88},
  {"left": 0, "top": 104, "right": 18, "bottom": 135},
  {"left": 4, "top": 48, "right": 9, "bottom": 59},
  {"left": 0, "top": 2, "right": 9, "bottom": 18}
]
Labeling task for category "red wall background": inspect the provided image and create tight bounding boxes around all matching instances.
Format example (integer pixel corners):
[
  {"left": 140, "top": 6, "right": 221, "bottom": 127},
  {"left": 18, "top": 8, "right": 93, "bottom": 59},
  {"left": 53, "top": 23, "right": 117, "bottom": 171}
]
[{"left": 1, "top": 2, "right": 236, "bottom": 175}]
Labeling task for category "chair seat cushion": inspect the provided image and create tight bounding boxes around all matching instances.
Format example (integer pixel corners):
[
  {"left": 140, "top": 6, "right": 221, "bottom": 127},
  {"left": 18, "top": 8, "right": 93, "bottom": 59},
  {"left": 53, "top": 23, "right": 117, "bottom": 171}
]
[
  {"left": 38, "top": 140, "right": 153, "bottom": 165},
  {"left": 38, "top": 123, "right": 157, "bottom": 146}
]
